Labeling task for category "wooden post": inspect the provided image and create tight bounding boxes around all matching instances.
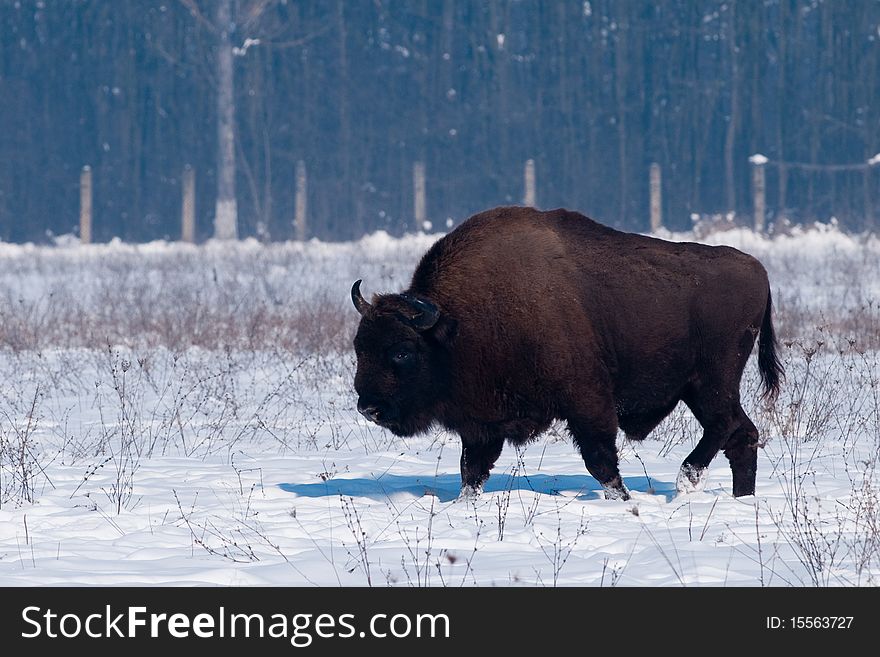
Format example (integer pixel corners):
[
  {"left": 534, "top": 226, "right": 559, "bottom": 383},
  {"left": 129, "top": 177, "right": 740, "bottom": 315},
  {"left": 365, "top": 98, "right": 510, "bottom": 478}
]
[
  {"left": 294, "top": 159, "right": 308, "bottom": 241},
  {"left": 649, "top": 162, "right": 662, "bottom": 232},
  {"left": 749, "top": 154, "right": 767, "bottom": 232},
  {"left": 413, "top": 161, "right": 426, "bottom": 228},
  {"left": 181, "top": 165, "right": 195, "bottom": 243},
  {"left": 79, "top": 165, "right": 92, "bottom": 244},
  {"left": 523, "top": 158, "right": 536, "bottom": 207}
]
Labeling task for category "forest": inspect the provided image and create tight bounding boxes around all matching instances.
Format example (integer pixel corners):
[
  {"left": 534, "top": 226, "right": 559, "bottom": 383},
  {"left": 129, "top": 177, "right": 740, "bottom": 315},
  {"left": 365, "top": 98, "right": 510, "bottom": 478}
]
[{"left": 1, "top": 0, "right": 878, "bottom": 242}]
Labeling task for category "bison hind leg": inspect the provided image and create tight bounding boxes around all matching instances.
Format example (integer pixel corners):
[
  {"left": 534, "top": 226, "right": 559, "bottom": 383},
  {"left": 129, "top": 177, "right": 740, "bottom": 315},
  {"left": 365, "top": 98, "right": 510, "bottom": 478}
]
[
  {"left": 723, "top": 415, "right": 759, "bottom": 497},
  {"left": 679, "top": 396, "right": 759, "bottom": 497}
]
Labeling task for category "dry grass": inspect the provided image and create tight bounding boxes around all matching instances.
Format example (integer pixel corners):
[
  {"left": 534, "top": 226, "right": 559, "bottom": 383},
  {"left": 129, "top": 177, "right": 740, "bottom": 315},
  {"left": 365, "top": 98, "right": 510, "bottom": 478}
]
[{"left": 0, "top": 227, "right": 877, "bottom": 351}]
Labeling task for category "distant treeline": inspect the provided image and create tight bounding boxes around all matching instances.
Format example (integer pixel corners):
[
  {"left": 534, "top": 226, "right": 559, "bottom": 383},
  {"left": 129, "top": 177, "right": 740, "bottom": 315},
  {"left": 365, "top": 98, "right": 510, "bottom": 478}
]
[{"left": 1, "top": 0, "right": 878, "bottom": 243}]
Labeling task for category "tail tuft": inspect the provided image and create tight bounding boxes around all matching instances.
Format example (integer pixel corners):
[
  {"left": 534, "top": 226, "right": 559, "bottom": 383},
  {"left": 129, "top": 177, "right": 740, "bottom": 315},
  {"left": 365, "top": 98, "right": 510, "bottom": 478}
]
[{"left": 758, "top": 289, "right": 784, "bottom": 403}]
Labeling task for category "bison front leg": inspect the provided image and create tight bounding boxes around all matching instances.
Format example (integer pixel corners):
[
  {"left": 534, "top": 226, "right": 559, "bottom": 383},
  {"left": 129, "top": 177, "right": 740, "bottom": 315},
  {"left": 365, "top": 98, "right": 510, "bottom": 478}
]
[
  {"left": 568, "top": 415, "right": 630, "bottom": 501},
  {"left": 459, "top": 433, "right": 504, "bottom": 498}
]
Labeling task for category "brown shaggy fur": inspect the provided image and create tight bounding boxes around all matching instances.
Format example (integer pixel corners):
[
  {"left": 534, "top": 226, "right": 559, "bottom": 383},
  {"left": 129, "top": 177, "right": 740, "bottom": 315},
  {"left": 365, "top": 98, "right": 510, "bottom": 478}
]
[{"left": 352, "top": 206, "right": 782, "bottom": 499}]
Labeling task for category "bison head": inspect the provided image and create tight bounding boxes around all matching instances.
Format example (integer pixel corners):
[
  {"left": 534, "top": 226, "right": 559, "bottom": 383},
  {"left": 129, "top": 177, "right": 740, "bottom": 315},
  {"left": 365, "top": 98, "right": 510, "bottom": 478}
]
[{"left": 351, "top": 280, "right": 456, "bottom": 436}]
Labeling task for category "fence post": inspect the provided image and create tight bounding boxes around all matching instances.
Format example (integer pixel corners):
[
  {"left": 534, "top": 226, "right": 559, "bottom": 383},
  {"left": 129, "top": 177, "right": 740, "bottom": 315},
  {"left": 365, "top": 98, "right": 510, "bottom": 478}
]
[
  {"left": 749, "top": 154, "right": 767, "bottom": 233},
  {"left": 181, "top": 165, "right": 195, "bottom": 243},
  {"left": 294, "top": 159, "right": 308, "bottom": 241},
  {"left": 523, "top": 158, "right": 536, "bottom": 207},
  {"left": 79, "top": 165, "right": 92, "bottom": 244},
  {"left": 413, "top": 161, "right": 426, "bottom": 229},
  {"left": 864, "top": 163, "right": 875, "bottom": 229},
  {"left": 649, "top": 162, "right": 662, "bottom": 233}
]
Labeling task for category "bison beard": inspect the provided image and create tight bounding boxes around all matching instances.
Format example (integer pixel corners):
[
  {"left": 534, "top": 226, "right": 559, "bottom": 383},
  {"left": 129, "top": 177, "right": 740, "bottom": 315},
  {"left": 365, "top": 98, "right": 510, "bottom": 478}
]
[{"left": 352, "top": 206, "right": 783, "bottom": 500}]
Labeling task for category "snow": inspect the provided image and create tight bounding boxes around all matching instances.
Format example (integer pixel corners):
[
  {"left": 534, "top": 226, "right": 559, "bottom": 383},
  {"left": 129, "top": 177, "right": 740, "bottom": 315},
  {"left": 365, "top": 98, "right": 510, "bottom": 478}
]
[
  {"left": 0, "top": 223, "right": 878, "bottom": 586},
  {"left": 233, "top": 38, "right": 261, "bottom": 57}
]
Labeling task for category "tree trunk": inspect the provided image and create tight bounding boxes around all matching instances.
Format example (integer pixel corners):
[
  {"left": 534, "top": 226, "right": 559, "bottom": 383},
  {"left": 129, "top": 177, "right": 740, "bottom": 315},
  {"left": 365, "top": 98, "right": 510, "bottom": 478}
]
[
  {"left": 775, "top": 0, "right": 788, "bottom": 215},
  {"left": 724, "top": 0, "right": 739, "bottom": 215},
  {"left": 615, "top": 16, "right": 628, "bottom": 226},
  {"left": 214, "top": 0, "right": 238, "bottom": 240}
]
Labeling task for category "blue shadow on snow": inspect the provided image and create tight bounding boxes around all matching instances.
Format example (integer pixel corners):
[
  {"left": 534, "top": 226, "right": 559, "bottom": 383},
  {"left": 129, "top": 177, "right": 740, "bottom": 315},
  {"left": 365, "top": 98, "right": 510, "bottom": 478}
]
[{"left": 279, "top": 473, "right": 675, "bottom": 503}]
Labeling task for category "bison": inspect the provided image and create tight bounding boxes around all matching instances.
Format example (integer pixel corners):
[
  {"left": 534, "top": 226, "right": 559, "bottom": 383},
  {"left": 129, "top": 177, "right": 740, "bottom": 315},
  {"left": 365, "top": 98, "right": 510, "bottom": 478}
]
[{"left": 351, "top": 206, "right": 782, "bottom": 500}]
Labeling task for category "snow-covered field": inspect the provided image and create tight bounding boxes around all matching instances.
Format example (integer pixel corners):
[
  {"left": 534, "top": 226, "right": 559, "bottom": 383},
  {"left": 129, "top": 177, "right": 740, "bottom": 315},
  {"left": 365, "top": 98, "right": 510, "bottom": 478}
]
[{"left": 0, "top": 223, "right": 879, "bottom": 586}]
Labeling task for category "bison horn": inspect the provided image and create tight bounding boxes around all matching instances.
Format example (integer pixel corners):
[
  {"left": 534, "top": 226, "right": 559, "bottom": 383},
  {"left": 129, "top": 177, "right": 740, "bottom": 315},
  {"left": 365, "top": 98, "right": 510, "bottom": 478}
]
[
  {"left": 400, "top": 293, "right": 440, "bottom": 330},
  {"left": 351, "top": 280, "right": 371, "bottom": 315}
]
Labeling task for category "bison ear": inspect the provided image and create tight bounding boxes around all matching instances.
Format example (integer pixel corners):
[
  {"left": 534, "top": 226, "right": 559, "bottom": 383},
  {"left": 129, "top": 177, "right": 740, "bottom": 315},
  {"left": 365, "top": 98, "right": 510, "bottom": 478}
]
[
  {"left": 397, "top": 293, "right": 456, "bottom": 346},
  {"left": 428, "top": 315, "right": 458, "bottom": 347},
  {"left": 399, "top": 293, "right": 440, "bottom": 331}
]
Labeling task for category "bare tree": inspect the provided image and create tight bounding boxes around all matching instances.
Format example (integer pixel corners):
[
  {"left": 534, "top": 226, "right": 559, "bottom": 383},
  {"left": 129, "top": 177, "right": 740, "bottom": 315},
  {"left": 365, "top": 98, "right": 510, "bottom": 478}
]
[
  {"left": 724, "top": 0, "right": 740, "bottom": 216},
  {"left": 213, "top": 0, "right": 238, "bottom": 239},
  {"left": 181, "top": 0, "right": 317, "bottom": 240}
]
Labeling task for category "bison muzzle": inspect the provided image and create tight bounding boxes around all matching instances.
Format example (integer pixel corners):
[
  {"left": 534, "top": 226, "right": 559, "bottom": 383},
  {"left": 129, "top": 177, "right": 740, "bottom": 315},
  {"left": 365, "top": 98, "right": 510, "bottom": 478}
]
[{"left": 351, "top": 206, "right": 783, "bottom": 500}]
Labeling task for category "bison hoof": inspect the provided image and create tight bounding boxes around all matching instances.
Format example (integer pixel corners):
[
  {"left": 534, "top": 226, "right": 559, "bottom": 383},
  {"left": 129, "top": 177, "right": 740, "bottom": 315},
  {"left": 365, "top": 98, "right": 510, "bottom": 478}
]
[
  {"left": 676, "top": 463, "right": 707, "bottom": 494},
  {"left": 602, "top": 482, "right": 631, "bottom": 501},
  {"left": 459, "top": 483, "right": 483, "bottom": 500}
]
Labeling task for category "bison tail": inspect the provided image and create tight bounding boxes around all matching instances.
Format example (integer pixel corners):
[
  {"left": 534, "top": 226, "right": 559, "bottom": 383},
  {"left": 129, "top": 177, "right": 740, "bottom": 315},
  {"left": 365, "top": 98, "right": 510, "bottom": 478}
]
[{"left": 758, "top": 289, "right": 784, "bottom": 404}]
